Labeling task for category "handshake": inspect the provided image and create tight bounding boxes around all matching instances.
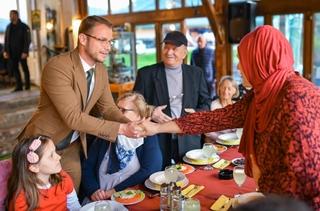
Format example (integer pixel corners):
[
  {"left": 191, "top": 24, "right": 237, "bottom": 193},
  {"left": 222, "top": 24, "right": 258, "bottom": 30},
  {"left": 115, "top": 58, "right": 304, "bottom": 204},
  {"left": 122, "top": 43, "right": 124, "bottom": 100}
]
[{"left": 118, "top": 105, "right": 186, "bottom": 138}]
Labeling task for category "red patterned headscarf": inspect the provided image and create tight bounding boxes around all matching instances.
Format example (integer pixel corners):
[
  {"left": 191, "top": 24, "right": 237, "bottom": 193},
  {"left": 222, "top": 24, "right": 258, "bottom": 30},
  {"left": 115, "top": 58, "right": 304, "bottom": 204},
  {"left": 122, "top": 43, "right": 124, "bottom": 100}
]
[{"left": 238, "top": 25, "right": 295, "bottom": 176}]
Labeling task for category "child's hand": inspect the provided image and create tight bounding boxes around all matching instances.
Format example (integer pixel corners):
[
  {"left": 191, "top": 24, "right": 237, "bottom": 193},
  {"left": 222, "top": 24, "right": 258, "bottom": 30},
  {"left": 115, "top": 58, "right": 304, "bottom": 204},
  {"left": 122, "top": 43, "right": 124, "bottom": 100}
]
[
  {"left": 104, "top": 189, "right": 116, "bottom": 198},
  {"left": 91, "top": 189, "right": 109, "bottom": 201}
]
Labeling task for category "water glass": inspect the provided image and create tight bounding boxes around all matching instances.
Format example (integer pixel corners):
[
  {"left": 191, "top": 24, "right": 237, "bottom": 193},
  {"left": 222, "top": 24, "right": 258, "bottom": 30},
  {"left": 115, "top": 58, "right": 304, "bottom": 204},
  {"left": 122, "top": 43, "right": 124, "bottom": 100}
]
[
  {"left": 94, "top": 201, "right": 111, "bottom": 211},
  {"left": 164, "top": 165, "right": 179, "bottom": 183},
  {"left": 233, "top": 165, "right": 246, "bottom": 188},
  {"left": 182, "top": 198, "right": 201, "bottom": 211},
  {"left": 202, "top": 143, "right": 216, "bottom": 170}
]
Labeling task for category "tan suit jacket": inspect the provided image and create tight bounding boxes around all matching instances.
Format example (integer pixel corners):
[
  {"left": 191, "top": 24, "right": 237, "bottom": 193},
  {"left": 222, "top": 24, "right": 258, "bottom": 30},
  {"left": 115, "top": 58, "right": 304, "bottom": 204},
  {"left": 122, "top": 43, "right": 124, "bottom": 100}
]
[{"left": 18, "top": 48, "right": 128, "bottom": 157}]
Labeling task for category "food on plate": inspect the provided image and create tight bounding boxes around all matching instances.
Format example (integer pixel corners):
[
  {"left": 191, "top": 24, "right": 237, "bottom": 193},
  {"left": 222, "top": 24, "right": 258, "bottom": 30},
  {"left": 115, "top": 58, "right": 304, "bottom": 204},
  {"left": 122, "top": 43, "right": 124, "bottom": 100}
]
[
  {"left": 113, "top": 190, "right": 143, "bottom": 204},
  {"left": 213, "top": 144, "right": 228, "bottom": 154},
  {"left": 174, "top": 164, "right": 195, "bottom": 174}
]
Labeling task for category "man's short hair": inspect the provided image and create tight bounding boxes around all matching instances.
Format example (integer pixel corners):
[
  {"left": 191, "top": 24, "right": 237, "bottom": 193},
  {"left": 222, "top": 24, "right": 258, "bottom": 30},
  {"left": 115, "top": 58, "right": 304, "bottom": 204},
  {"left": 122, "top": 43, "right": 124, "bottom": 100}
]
[
  {"left": 78, "top": 16, "right": 113, "bottom": 35},
  {"left": 10, "top": 10, "right": 19, "bottom": 16}
]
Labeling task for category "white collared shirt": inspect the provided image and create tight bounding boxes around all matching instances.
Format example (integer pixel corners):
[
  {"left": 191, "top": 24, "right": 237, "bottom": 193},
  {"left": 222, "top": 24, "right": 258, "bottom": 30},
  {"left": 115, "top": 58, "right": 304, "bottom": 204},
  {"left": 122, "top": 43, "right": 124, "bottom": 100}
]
[{"left": 70, "top": 55, "right": 96, "bottom": 143}]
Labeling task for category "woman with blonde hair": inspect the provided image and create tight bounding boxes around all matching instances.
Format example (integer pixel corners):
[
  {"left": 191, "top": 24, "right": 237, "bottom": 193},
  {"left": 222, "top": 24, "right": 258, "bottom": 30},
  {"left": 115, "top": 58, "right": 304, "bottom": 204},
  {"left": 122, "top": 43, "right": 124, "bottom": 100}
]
[
  {"left": 205, "top": 75, "right": 239, "bottom": 143},
  {"left": 81, "top": 92, "right": 162, "bottom": 202}
]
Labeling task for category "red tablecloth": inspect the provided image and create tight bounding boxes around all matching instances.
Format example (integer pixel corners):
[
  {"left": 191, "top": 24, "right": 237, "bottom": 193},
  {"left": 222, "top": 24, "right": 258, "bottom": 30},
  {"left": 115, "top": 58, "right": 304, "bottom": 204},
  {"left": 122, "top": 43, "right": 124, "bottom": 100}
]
[{"left": 128, "top": 147, "right": 256, "bottom": 211}]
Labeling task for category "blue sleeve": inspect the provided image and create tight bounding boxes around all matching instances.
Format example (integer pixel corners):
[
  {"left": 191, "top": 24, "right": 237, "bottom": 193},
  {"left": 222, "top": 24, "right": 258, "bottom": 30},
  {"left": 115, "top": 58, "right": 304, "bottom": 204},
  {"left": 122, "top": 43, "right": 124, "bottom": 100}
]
[
  {"left": 81, "top": 140, "right": 105, "bottom": 197},
  {"left": 114, "top": 135, "right": 162, "bottom": 191}
]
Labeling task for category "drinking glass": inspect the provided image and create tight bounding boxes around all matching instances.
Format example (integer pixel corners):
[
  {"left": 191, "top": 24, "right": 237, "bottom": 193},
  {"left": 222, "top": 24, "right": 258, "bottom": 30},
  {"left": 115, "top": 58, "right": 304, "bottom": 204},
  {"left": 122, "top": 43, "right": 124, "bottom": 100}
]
[
  {"left": 202, "top": 143, "right": 216, "bottom": 170},
  {"left": 182, "top": 198, "right": 201, "bottom": 211},
  {"left": 94, "top": 201, "right": 111, "bottom": 211},
  {"left": 233, "top": 165, "right": 246, "bottom": 194},
  {"left": 164, "top": 165, "right": 179, "bottom": 183}
]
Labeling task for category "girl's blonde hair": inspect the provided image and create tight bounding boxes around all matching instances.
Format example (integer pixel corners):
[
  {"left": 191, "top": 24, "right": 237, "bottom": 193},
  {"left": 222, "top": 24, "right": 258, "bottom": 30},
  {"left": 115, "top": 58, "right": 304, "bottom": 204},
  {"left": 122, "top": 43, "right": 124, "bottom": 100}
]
[
  {"left": 7, "top": 135, "right": 61, "bottom": 211},
  {"left": 117, "top": 92, "right": 153, "bottom": 118}
]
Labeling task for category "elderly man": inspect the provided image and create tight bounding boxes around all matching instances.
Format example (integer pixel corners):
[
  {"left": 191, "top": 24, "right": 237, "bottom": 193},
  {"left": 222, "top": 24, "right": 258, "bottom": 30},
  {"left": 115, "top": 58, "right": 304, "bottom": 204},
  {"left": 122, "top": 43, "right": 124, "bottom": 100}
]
[{"left": 133, "top": 31, "right": 211, "bottom": 167}]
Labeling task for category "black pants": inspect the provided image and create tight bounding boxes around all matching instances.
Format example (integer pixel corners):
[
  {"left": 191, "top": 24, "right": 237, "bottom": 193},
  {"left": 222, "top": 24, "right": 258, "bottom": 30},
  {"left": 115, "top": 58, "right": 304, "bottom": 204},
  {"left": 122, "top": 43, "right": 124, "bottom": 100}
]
[{"left": 8, "top": 57, "right": 30, "bottom": 90}]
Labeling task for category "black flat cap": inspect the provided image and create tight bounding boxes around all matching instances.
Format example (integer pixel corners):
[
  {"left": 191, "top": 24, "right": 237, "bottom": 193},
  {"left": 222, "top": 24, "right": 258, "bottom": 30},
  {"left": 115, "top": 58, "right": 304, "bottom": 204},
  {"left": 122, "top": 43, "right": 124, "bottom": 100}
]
[{"left": 163, "top": 31, "right": 188, "bottom": 47}]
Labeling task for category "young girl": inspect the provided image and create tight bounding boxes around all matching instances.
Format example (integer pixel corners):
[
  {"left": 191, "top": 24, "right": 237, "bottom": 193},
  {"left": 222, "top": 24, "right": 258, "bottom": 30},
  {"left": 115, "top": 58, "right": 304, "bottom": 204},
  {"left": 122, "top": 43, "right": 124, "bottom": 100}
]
[{"left": 7, "top": 135, "right": 81, "bottom": 211}]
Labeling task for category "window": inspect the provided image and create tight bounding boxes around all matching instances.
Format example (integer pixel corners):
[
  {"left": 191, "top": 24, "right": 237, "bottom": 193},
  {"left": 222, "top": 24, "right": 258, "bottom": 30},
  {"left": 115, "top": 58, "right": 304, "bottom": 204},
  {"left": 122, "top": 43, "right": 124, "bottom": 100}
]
[
  {"left": 132, "top": 0, "right": 155, "bottom": 12},
  {"left": 135, "top": 24, "right": 156, "bottom": 69},
  {"left": 0, "top": 0, "right": 17, "bottom": 34},
  {"left": 185, "top": 0, "right": 202, "bottom": 7},
  {"left": 185, "top": 17, "right": 214, "bottom": 63},
  {"left": 255, "top": 16, "right": 264, "bottom": 27},
  {"left": 273, "top": 14, "right": 304, "bottom": 74},
  {"left": 313, "top": 13, "right": 320, "bottom": 86},
  {"left": 159, "top": 0, "right": 181, "bottom": 10},
  {"left": 110, "top": 0, "right": 129, "bottom": 14},
  {"left": 87, "top": 0, "right": 108, "bottom": 16}
]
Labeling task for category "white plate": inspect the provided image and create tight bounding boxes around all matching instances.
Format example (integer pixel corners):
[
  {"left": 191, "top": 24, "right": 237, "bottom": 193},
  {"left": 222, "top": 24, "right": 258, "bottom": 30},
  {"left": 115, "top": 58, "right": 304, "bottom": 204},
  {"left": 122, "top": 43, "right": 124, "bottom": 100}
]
[
  {"left": 149, "top": 171, "right": 185, "bottom": 185},
  {"left": 144, "top": 177, "right": 189, "bottom": 191},
  {"left": 186, "top": 149, "right": 219, "bottom": 160},
  {"left": 80, "top": 200, "right": 128, "bottom": 211},
  {"left": 218, "top": 133, "right": 240, "bottom": 142},
  {"left": 183, "top": 155, "right": 220, "bottom": 166},
  {"left": 111, "top": 190, "right": 145, "bottom": 206}
]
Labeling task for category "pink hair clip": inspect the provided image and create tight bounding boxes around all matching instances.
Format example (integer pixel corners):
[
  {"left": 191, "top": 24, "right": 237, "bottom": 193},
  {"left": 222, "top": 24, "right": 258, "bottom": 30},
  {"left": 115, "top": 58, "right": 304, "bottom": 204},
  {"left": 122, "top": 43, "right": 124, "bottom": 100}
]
[{"left": 27, "top": 136, "right": 42, "bottom": 164}]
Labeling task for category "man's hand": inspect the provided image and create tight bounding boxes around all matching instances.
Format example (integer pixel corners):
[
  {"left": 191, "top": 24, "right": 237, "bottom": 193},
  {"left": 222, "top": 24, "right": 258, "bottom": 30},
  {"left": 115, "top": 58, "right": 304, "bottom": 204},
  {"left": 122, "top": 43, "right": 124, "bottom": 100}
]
[
  {"left": 3, "top": 52, "right": 9, "bottom": 59},
  {"left": 119, "top": 121, "right": 145, "bottom": 138},
  {"left": 152, "top": 105, "right": 172, "bottom": 123},
  {"left": 184, "top": 108, "right": 196, "bottom": 113},
  {"left": 21, "top": 53, "right": 28, "bottom": 59}
]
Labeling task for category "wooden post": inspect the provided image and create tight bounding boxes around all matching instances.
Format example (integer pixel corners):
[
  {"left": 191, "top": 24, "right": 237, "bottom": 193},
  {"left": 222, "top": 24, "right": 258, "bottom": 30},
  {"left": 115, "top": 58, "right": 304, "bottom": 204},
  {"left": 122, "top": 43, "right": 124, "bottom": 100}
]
[
  {"left": 201, "top": 0, "right": 228, "bottom": 91},
  {"left": 303, "top": 12, "right": 314, "bottom": 80}
]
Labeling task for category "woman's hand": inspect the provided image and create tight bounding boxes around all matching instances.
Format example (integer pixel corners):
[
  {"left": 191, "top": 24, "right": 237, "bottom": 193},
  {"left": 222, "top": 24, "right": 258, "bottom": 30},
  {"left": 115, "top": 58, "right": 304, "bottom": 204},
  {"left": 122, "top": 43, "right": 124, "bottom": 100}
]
[{"left": 139, "top": 118, "right": 159, "bottom": 136}]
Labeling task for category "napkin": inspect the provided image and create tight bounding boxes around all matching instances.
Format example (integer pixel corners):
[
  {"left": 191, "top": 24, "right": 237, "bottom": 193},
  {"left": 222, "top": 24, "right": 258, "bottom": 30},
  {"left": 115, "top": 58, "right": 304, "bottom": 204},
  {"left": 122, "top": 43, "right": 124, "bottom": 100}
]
[
  {"left": 212, "top": 159, "right": 231, "bottom": 169},
  {"left": 181, "top": 185, "right": 195, "bottom": 196},
  {"left": 182, "top": 185, "right": 205, "bottom": 198},
  {"left": 210, "top": 195, "right": 231, "bottom": 211}
]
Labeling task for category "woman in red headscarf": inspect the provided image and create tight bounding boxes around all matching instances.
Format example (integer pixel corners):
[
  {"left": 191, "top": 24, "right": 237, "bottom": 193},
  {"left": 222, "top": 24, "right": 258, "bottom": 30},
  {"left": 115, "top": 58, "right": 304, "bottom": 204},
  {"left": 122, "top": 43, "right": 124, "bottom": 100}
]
[{"left": 141, "top": 25, "right": 320, "bottom": 210}]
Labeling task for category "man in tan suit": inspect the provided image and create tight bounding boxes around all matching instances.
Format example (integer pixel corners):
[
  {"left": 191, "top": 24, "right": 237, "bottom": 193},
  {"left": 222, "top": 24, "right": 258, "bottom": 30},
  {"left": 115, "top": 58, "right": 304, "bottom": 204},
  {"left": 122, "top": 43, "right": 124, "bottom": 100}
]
[{"left": 18, "top": 16, "right": 142, "bottom": 190}]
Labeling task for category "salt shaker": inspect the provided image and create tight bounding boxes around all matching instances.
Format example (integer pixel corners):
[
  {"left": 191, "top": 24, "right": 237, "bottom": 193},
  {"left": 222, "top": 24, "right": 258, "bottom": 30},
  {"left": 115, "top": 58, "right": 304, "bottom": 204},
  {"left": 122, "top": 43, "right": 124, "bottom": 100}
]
[
  {"left": 160, "top": 183, "right": 170, "bottom": 211},
  {"left": 171, "top": 186, "right": 182, "bottom": 211}
]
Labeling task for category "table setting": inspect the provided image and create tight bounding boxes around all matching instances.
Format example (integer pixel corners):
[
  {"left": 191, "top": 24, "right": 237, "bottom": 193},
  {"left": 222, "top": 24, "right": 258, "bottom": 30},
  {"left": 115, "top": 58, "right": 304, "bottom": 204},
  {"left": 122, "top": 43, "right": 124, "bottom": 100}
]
[{"left": 108, "top": 135, "right": 258, "bottom": 211}]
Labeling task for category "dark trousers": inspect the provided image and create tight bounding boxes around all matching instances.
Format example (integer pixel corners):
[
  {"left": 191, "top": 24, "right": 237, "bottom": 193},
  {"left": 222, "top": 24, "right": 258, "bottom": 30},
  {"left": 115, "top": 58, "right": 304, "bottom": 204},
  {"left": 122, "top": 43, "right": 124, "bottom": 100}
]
[{"left": 8, "top": 57, "right": 30, "bottom": 90}]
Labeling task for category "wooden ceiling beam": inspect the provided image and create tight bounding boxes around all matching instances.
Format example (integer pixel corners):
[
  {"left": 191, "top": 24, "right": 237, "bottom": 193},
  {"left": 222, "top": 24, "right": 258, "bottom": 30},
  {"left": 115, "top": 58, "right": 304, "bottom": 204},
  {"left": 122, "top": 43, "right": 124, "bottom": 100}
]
[
  {"left": 257, "top": 0, "right": 320, "bottom": 15},
  {"left": 103, "top": 7, "right": 207, "bottom": 26},
  {"left": 201, "top": 0, "right": 225, "bottom": 45}
]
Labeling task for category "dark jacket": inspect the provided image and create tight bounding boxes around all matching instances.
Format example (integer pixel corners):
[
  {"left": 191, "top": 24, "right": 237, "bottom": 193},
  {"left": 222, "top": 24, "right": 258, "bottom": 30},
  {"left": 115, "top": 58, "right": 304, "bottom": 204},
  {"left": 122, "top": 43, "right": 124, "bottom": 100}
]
[
  {"left": 133, "top": 62, "right": 211, "bottom": 166},
  {"left": 190, "top": 47, "right": 215, "bottom": 84},
  {"left": 4, "top": 19, "right": 31, "bottom": 58},
  {"left": 81, "top": 135, "right": 162, "bottom": 197}
]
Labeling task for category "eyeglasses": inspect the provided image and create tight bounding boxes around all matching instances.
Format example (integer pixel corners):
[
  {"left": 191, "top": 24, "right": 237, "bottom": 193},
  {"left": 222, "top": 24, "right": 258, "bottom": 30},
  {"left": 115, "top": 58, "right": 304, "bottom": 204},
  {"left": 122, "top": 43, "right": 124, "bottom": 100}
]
[
  {"left": 84, "top": 33, "right": 114, "bottom": 47},
  {"left": 118, "top": 106, "right": 136, "bottom": 113}
]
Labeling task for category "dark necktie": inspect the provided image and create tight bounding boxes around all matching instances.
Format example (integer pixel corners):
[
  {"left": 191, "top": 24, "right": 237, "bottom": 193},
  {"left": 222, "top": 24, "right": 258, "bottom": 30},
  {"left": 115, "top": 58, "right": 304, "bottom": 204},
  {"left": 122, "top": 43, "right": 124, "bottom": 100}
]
[{"left": 86, "top": 68, "right": 94, "bottom": 99}]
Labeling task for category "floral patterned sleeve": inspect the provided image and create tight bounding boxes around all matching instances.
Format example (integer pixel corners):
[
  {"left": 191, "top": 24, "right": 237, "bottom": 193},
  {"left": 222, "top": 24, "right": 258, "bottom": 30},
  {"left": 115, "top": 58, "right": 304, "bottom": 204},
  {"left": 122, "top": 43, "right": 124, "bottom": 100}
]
[
  {"left": 175, "top": 91, "right": 253, "bottom": 135},
  {"left": 281, "top": 83, "right": 320, "bottom": 209}
]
